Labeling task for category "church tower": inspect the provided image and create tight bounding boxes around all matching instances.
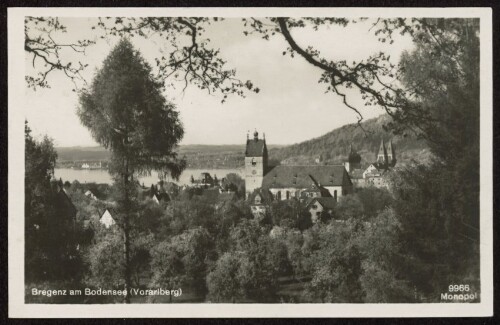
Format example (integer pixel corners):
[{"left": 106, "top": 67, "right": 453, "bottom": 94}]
[
  {"left": 386, "top": 140, "right": 396, "bottom": 167},
  {"left": 376, "top": 139, "right": 396, "bottom": 168},
  {"left": 345, "top": 144, "right": 361, "bottom": 172},
  {"left": 245, "top": 130, "right": 268, "bottom": 197},
  {"left": 377, "top": 139, "right": 387, "bottom": 165}
]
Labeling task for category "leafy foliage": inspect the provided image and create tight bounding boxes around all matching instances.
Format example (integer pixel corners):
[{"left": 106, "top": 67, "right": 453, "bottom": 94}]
[
  {"left": 77, "top": 39, "right": 186, "bottom": 180},
  {"left": 25, "top": 121, "right": 81, "bottom": 283},
  {"left": 150, "top": 227, "right": 214, "bottom": 299},
  {"left": 357, "top": 209, "right": 413, "bottom": 302},
  {"left": 76, "top": 39, "right": 188, "bottom": 302},
  {"left": 25, "top": 17, "right": 481, "bottom": 304},
  {"left": 385, "top": 18, "right": 480, "bottom": 301},
  {"left": 206, "top": 252, "right": 245, "bottom": 302},
  {"left": 304, "top": 221, "right": 364, "bottom": 303}
]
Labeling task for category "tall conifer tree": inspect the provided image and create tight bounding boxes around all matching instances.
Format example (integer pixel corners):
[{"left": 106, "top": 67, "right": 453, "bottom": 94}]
[{"left": 77, "top": 39, "right": 186, "bottom": 302}]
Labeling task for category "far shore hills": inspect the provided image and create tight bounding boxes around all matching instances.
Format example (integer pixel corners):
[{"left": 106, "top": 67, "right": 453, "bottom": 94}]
[{"left": 56, "top": 115, "right": 431, "bottom": 170}]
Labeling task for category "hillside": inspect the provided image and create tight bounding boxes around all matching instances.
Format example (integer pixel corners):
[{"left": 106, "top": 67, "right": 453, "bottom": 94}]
[
  {"left": 269, "top": 114, "right": 431, "bottom": 167},
  {"left": 55, "top": 144, "right": 285, "bottom": 169},
  {"left": 55, "top": 115, "right": 431, "bottom": 169},
  {"left": 56, "top": 146, "right": 111, "bottom": 162}
]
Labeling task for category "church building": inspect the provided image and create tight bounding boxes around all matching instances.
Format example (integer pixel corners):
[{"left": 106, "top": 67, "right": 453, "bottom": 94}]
[
  {"left": 376, "top": 139, "right": 396, "bottom": 168},
  {"left": 359, "top": 139, "right": 397, "bottom": 189},
  {"left": 245, "top": 130, "right": 353, "bottom": 200}
]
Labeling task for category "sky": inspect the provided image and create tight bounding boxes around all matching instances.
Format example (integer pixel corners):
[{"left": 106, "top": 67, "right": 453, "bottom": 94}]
[{"left": 24, "top": 17, "right": 414, "bottom": 147}]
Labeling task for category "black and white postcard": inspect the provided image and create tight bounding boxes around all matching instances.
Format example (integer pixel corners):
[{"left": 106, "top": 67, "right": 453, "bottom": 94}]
[{"left": 7, "top": 6, "right": 494, "bottom": 318}]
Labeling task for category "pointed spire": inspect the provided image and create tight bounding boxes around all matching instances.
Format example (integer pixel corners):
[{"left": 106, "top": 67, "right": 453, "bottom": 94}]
[
  {"left": 386, "top": 140, "right": 395, "bottom": 166},
  {"left": 377, "top": 139, "right": 387, "bottom": 164},
  {"left": 253, "top": 129, "right": 258, "bottom": 141},
  {"left": 387, "top": 140, "right": 393, "bottom": 153},
  {"left": 379, "top": 139, "right": 385, "bottom": 152}
]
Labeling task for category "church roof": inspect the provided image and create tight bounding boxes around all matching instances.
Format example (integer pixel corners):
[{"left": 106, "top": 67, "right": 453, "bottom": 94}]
[
  {"left": 245, "top": 139, "right": 267, "bottom": 157},
  {"left": 262, "top": 165, "right": 350, "bottom": 189}
]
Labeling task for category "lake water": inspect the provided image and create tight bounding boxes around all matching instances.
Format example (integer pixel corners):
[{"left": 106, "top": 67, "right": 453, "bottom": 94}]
[{"left": 54, "top": 168, "right": 243, "bottom": 187}]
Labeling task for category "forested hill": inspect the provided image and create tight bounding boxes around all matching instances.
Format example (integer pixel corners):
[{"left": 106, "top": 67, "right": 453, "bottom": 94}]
[
  {"left": 269, "top": 114, "right": 431, "bottom": 167},
  {"left": 56, "top": 115, "right": 431, "bottom": 168}
]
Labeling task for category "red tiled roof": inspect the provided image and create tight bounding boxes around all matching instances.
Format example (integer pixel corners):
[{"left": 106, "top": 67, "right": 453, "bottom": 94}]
[{"left": 262, "top": 165, "right": 350, "bottom": 189}]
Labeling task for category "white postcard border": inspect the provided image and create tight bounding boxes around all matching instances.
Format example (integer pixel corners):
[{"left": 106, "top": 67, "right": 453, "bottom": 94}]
[{"left": 8, "top": 6, "right": 494, "bottom": 318}]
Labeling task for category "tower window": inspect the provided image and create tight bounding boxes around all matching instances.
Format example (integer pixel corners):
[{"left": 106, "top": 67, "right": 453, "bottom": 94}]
[{"left": 251, "top": 158, "right": 256, "bottom": 166}]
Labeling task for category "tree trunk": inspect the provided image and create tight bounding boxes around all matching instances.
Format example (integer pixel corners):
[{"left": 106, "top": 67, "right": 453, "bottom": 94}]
[
  {"left": 123, "top": 158, "right": 131, "bottom": 304},
  {"left": 123, "top": 209, "right": 131, "bottom": 303}
]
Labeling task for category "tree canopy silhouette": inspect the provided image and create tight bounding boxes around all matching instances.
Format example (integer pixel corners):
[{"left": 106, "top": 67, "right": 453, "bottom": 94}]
[{"left": 77, "top": 38, "right": 186, "bottom": 302}]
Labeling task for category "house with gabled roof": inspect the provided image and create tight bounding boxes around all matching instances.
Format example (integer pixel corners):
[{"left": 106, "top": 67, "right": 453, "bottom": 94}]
[
  {"left": 99, "top": 208, "right": 116, "bottom": 229},
  {"left": 305, "top": 197, "right": 337, "bottom": 223},
  {"left": 247, "top": 188, "right": 274, "bottom": 218}
]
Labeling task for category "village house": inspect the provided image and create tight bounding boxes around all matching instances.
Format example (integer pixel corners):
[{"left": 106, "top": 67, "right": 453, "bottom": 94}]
[
  {"left": 244, "top": 130, "right": 353, "bottom": 200},
  {"left": 99, "top": 208, "right": 116, "bottom": 228},
  {"left": 85, "top": 190, "right": 98, "bottom": 200},
  {"left": 305, "top": 197, "right": 337, "bottom": 223},
  {"left": 247, "top": 188, "right": 274, "bottom": 218}
]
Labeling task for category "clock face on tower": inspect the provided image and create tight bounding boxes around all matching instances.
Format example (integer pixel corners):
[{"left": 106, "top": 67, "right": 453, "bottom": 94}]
[{"left": 252, "top": 170, "right": 257, "bottom": 175}]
